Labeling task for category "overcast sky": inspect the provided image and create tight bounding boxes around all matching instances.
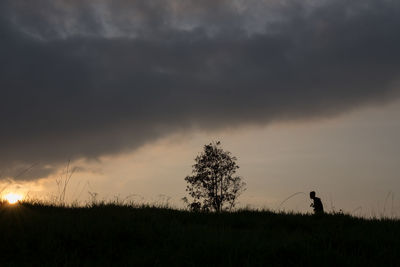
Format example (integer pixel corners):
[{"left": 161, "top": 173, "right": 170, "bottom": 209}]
[{"left": 1, "top": 0, "right": 400, "bottom": 216}]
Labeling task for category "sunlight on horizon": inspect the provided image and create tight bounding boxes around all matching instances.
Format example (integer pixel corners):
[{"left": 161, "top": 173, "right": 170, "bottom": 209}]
[{"left": 3, "top": 193, "right": 23, "bottom": 204}]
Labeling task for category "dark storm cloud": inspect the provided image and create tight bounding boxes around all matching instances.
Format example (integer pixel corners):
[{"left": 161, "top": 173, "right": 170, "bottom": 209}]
[{"left": 1, "top": 0, "right": 400, "bottom": 180}]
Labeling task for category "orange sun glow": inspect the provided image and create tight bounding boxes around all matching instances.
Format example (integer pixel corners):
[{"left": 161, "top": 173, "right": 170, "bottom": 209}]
[{"left": 4, "top": 193, "right": 23, "bottom": 204}]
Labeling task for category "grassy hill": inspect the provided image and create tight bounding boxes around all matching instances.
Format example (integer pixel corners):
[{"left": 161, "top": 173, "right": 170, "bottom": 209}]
[{"left": 0, "top": 202, "right": 399, "bottom": 266}]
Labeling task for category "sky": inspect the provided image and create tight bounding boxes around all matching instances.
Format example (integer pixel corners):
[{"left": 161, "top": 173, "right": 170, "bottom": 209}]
[{"left": 1, "top": 0, "right": 400, "bottom": 217}]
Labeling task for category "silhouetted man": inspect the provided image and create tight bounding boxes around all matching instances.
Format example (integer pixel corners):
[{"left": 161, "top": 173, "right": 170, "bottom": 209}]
[{"left": 309, "top": 191, "right": 324, "bottom": 214}]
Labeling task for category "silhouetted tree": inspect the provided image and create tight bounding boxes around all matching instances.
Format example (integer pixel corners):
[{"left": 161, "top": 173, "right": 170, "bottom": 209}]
[{"left": 183, "top": 141, "right": 246, "bottom": 212}]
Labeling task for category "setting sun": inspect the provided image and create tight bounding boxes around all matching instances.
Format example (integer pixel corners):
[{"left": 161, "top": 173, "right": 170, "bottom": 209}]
[{"left": 4, "top": 193, "right": 23, "bottom": 204}]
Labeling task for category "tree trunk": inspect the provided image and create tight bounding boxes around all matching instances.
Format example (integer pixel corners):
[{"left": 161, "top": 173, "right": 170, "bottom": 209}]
[{"left": 220, "top": 174, "right": 223, "bottom": 212}]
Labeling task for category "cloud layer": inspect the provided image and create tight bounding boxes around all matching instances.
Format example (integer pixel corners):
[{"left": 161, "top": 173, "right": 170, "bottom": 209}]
[{"left": 1, "top": 0, "right": 400, "bottom": 180}]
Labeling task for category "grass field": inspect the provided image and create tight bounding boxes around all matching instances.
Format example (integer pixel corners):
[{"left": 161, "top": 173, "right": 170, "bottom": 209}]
[{"left": 0, "top": 201, "right": 399, "bottom": 266}]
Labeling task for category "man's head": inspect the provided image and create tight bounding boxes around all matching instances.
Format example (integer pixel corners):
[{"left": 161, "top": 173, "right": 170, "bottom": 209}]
[{"left": 310, "top": 191, "right": 316, "bottom": 199}]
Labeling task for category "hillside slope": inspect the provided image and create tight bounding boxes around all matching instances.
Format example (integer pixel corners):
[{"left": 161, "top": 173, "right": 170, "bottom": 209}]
[{"left": 0, "top": 203, "right": 399, "bottom": 266}]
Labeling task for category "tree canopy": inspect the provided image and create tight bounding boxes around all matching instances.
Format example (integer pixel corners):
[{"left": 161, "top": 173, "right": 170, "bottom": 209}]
[{"left": 183, "top": 141, "right": 246, "bottom": 212}]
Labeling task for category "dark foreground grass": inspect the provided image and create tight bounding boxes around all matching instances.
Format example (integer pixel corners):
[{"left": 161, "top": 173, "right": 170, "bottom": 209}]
[{"left": 0, "top": 202, "right": 399, "bottom": 266}]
